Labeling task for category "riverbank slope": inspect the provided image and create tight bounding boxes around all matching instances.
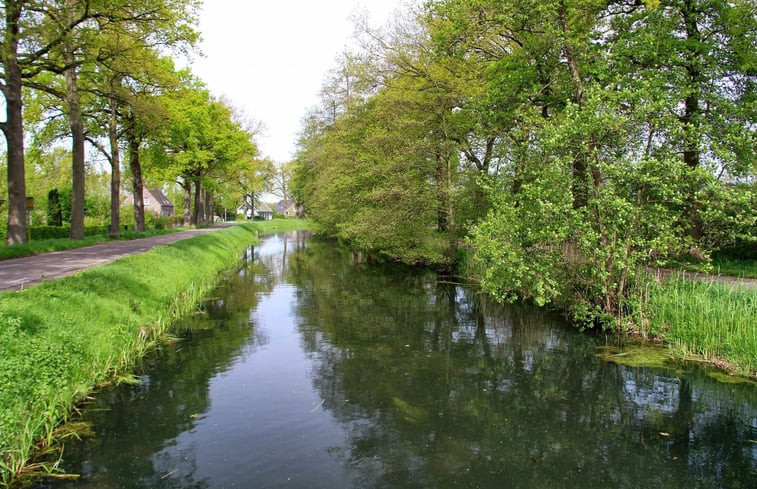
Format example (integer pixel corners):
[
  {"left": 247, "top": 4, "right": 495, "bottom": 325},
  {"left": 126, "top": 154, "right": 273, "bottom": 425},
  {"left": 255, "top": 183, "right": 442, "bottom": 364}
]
[{"left": 0, "top": 220, "right": 308, "bottom": 486}]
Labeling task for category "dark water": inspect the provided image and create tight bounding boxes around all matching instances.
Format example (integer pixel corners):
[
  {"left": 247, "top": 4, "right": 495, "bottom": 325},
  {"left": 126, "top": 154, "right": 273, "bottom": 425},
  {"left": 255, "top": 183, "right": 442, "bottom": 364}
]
[{"left": 39, "top": 233, "right": 757, "bottom": 489}]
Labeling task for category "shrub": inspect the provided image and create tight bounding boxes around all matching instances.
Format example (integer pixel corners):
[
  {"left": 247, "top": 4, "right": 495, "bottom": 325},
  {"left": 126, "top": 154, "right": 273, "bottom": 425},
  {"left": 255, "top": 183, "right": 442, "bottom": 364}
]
[
  {"left": 29, "top": 225, "right": 110, "bottom": 240},
  {"left": 46, "top": 189, "right": 62, "bottom": 226}
]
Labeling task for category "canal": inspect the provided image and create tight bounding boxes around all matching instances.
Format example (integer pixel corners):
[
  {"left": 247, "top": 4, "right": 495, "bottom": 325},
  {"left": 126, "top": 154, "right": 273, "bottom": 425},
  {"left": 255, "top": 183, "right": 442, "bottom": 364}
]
[{"left": 39, "top": 232, "right": 757, "bottom": 488}]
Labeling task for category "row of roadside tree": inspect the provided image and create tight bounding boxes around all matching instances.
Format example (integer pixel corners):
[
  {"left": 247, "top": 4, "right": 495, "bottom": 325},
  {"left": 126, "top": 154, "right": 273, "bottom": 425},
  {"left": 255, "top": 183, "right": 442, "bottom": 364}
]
[{"left": 1, "top": 0, "right": 273, "bottom": 245}]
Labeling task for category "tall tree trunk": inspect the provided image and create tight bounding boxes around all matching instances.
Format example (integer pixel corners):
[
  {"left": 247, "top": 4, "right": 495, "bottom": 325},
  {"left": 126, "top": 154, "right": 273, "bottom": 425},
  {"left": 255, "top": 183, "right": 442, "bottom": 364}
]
[
  {"left": 205, "top": 191, "right": 213, "bottom": 224},
  {"left": 681, "top": 0, "right": 703, "bottom": 240},
  {"left": 193, "top": 179, "right": 202, "bottom": 226},
  {"left": 558, "top": 0, "right": 602, "bottom": 209},
  {"left": 108, "top": 90, "right": 121, "bottom": 237},
  {"left": 436, "top": 152, "right": 449, "bottom": 233},
  {"left": 127, "top": 126, "right": 145, "bottom": 232},
  {"left": 65, "top": 64, "right": 86, "bottom": 239},
  {"left": 181, "top": 178, "right": 192, "bottom": 226},
  {"left": 2, "top": 1, "right": 27, "bottom": 245}
]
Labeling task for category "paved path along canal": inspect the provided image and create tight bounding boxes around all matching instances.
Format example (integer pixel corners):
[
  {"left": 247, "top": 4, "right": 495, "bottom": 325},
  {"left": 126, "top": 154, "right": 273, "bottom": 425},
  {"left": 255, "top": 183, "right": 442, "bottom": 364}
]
[{"left": 0, "top": 223, "right": 238, "bottom": 291}]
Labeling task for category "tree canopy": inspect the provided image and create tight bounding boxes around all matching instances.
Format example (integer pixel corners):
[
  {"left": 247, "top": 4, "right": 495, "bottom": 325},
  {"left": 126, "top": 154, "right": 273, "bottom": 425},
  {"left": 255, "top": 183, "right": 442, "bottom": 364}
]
[{"left": 1, "top": 0, "right": 270, "bottom": 243}]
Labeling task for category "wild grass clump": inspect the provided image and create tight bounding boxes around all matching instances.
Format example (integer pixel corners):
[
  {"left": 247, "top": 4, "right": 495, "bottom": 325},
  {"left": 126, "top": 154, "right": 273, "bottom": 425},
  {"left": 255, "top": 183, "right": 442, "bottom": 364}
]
[
  {"left": 0, "top": 223, "right": 265, "bottom": 486},
  {"left": 647, "top": 273, "right": 757, "bottom": 377}
]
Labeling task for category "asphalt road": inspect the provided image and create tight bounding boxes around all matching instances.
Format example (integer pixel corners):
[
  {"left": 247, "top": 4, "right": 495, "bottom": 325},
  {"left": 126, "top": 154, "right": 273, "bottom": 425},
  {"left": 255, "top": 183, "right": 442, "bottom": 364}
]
[{"left": 0, "top": 224, "right": 238, "bottom": 291}]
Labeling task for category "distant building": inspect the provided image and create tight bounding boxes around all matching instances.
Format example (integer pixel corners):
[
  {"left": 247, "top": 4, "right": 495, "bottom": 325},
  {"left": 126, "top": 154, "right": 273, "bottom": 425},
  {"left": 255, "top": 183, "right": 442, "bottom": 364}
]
[
  {"left": 236, "top": 204, "right": 252, "bottom": 219},
  {"left": 124, "top": 186, "right": 174, "bottom": 216},
  {"left": 255, "top": 201, "right": 274, "bottom": 220},
  {"left": 276, "top": 199, "right": 300, "bottom": 218}
]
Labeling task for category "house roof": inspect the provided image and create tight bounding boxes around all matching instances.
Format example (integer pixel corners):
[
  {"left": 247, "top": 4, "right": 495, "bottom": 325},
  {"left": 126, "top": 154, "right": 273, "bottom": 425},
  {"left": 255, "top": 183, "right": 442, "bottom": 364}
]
[
  {"left": 257, "top": 201, "right": 274, "bottom": 213},
  {"left": 148, "top": 188, "right": 174, "bottom": 208},
  {"left": 276, "top": 199, "right": 295, "bottom": 214}
]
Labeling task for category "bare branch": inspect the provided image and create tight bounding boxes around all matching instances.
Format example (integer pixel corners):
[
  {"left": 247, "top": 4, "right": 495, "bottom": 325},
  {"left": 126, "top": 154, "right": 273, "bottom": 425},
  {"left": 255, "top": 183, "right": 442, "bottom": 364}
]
[{"left": 85, "top": 135, "right": 113, "bottom": 165}]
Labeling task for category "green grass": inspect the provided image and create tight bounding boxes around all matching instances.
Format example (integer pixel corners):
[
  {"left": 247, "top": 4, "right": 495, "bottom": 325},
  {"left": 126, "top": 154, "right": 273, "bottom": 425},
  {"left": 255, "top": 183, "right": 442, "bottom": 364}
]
[
  {"left": 647, "top": 273, "right": 757, "bottom": 378},
  {"left": 0, "top": 222, "right": 312, "bottom": 486},
  {"left": 0, "top": 229, "right": 181, "bottom": 261},
  {"left": 249, "top": 218, "right": 311, "bottom": 234},
  {"left": 670, "top": 256, "right": 757, "bottom": 279},
  {"left": 710, "top": 256, "right": 757, "bottom": 279}
]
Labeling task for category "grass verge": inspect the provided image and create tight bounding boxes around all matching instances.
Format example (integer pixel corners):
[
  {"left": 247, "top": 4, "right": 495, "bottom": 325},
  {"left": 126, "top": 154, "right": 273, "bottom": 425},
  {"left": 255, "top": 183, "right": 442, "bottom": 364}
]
[
  {"left": 646, "top": 272, "right": 757, "bottom": 378},
  {"left": 710, "top": 256, "right": 757, "bottom": 279},
  {"left": 669, "top": 256, "right": 757, "bottom": 279},
  {"left": 0, "top": 220, "right": 308, "bottom": 486},
  {"left": 0, "top": 229, "right": 181, "bottom": 261}
]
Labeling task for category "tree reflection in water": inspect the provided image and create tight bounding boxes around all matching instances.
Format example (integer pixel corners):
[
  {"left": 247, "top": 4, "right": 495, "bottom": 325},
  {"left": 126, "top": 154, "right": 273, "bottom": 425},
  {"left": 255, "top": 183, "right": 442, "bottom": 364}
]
[{"left": 290, "top": 239, "right": 757, "bottom": 489}]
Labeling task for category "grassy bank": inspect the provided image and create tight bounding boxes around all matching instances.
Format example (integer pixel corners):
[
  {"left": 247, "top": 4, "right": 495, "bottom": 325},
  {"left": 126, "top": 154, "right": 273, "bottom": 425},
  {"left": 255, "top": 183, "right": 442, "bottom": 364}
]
[
  {"left": 646, "top": 274, "right": 757, "bottom": 378},
  {"left": 0, "top": 220, "right": 308, "bottom": 486}
]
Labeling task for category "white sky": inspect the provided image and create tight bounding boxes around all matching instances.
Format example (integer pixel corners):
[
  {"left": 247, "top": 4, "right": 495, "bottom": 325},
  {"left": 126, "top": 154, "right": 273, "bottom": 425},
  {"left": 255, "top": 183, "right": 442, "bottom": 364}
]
[{"left": 192, "top": 0, "right": 410, "bottom": 164}]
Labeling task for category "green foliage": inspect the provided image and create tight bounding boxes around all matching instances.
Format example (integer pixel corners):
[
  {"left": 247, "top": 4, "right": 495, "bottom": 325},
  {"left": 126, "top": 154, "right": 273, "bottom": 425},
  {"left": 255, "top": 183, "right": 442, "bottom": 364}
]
[
  {"left": 698, "top": 182, "right": 757, "bottom": 255},
  {"left": 119, "top": 207, "right": 171, "bottom": 231},
  {"left": 29, "top": 225, "right": 109, "bottom": 240},
  {"left": 295, "top": 72, "right": 463, "bottom": 265},
  {"left": 58, "top": 187, "right": 72, "bottom": 224},
  {"left": 84, "top": 194, "right": 110, "bottom": 223},
  {"left": 45, "top": 189, "right": 62, "bottom": 227},
  {"left": 296, "top": 0, "right": 755, "bottom": 333}
]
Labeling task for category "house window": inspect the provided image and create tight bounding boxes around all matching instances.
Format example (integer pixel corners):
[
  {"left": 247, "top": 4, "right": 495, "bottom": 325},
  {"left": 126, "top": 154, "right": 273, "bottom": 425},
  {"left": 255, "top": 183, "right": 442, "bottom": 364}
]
[{"left": 144, "top": 198, "right": 150, "bottom": 206}]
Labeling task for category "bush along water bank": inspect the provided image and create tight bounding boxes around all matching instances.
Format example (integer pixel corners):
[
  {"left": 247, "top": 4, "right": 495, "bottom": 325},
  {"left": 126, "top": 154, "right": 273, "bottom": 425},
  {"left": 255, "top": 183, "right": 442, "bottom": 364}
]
[
  {"left": 0, "top": 221, "right": 306, "bottom": 486},
  {"left": 457, "top": 239, "right": 757, "bottom": 380}
]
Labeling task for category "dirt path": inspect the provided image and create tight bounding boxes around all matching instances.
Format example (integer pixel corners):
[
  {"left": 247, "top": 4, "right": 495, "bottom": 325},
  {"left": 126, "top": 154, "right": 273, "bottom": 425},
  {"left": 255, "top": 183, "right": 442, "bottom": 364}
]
[{"left": 0, "top": 224, "right": 239, "bottom": 292}]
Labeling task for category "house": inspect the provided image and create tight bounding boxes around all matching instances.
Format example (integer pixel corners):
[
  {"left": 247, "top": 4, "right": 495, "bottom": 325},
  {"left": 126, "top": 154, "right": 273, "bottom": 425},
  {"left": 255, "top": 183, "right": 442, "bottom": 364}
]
[
  {"left": 236, "top": 204, "right": 252, "bottom": 219},
  {"left": 276, "top": 199, "right": 299, "bottom": 218},
  {"left": 124, "top": 186, "right": 174, "bottom": 216},
  {"left": 254, "top": 201, "right": 274, "bottom": 220}
]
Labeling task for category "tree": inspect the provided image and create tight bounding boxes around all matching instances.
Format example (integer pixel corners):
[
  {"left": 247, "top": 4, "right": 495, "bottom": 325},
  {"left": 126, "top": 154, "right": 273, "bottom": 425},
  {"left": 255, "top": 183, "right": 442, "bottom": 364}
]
[
  {"left": 46, "top": 188, "right": 62, "bottom": 226},
  {"left": 148, "top": 85, "right": 262, "bottom": 226},
  {"left": 1, "top": 0, "right": 199, "bottom": 243},
  {"left": 0, "top": 1, "right": 81, "bottom": 244},
  {"left": 2, "top": 0, "right": 105, "bottom": 243},
  {"left": 85, "top": 0, "right": 199, "bottom": 234}
]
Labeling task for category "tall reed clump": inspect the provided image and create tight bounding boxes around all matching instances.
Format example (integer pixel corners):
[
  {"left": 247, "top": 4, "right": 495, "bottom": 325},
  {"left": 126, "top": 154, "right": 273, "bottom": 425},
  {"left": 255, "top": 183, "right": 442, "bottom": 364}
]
[
  {"left": 0, "top": 223, "right": 263, "bottom": 487},
  {"left": 647, "top": 273, "right": 757, "bottom": 377}
]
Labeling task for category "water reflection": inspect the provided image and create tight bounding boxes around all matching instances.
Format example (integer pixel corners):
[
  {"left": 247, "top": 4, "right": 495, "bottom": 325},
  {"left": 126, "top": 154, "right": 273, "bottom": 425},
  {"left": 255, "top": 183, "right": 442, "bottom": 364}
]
[{"left": 39, "top": 233, "right": 757, "bottom": 489}]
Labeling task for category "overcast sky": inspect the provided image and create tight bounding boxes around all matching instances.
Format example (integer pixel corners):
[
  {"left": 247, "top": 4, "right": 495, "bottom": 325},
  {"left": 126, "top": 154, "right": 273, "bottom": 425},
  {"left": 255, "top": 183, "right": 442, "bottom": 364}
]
[{"left": 192, "top": 0, "right": 411, "bottom": 164}]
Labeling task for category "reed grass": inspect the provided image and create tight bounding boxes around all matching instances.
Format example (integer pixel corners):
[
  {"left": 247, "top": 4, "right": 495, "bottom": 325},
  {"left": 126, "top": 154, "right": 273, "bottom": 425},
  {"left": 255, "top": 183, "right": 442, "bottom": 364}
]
[
  {"left": 0, "top": 221, "right": 307, "bottom": 486},
  {"left": 647, "top": 273, "right": 757, "bottom": 377}
]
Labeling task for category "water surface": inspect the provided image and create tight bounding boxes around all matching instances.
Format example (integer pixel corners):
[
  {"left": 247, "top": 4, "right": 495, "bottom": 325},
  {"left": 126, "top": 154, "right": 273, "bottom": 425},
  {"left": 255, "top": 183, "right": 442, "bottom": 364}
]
[{"left": 40, "top": 233, "right": 757, "bottom": 488}]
